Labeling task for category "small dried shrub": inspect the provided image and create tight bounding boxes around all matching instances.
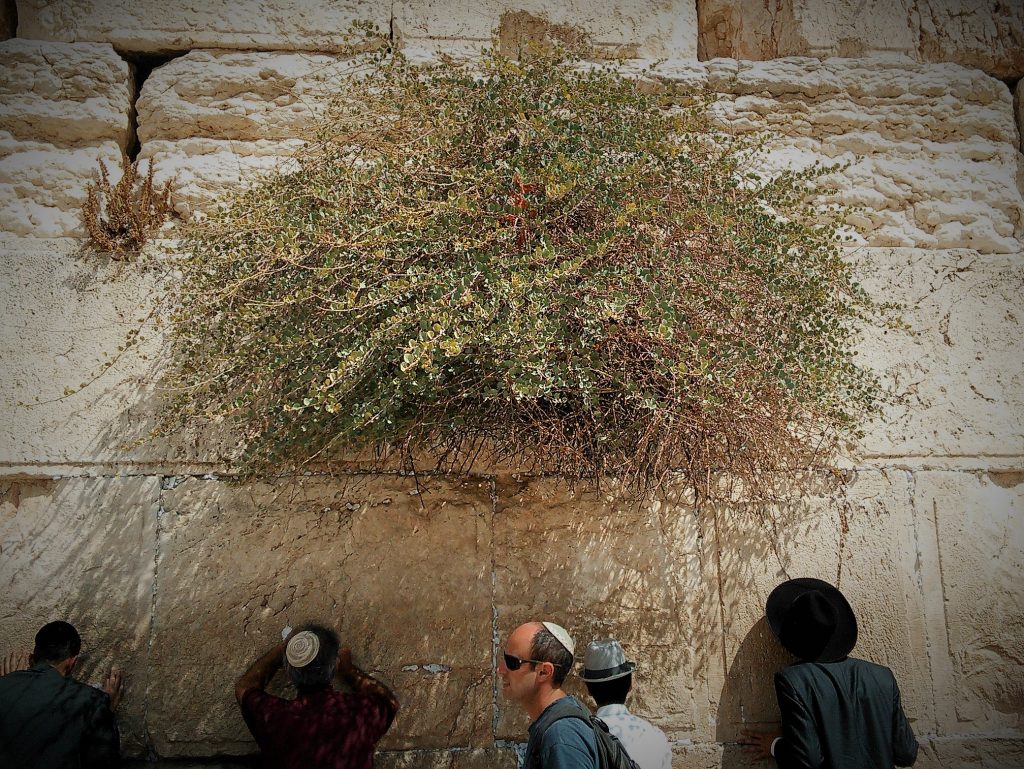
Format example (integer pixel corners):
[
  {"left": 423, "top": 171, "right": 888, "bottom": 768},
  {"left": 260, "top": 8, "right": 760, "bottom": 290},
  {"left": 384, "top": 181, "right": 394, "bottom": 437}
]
[
  {"left": 164, "top": 50, "right": 883, "bottom": 497},
  {"left": 83, "top": 156, "right": 173, "bottom": 256}
]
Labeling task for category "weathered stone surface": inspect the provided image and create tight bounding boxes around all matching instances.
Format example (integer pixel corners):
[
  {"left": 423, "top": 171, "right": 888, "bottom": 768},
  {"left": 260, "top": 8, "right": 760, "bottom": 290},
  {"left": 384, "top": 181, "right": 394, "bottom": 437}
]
[
  {"left": 15, "top": 0, "right": 391, "bottom": 54},
  {"left": 394, "top": 2, "right": 697, "bottom": 59},
  {"left": 699, "top": 0, "right": 1024, "bottom": 79},
  {"left": 0, "top": 476, "right": 159, "bottom": 756},
  {"left": 917, "top": 1, "right": 1024, "bottom": 80},
  {"left": 914, "top": 736, "right": 1024, "bottom": 769},
  {"left": 914, "top": 471, "right": 1024, "bottom": 733},
  {"left": 139, "top": 138, "right": 304, "bottom": 218},
  {"left": 0, "top": 40, "right": 133, "bottom": 236},
  {"left": 854, "top": 249, "right": 1024, "bottom": 462},
  {"left": 1016, "top": 79, "right": 1023, "bottom": 153},
  {"left": 377, "top": 748, "right": 518, "bottom": 769},
  {"left": 492, "top": 479, "right": 720, "bottom": 743},
  {"left": 0, "top": 238, "right": 195, "bottom": 473},
  {"left": 136, "top": 50, "right": 360, "bottom": 144},
  {"left": 149, "top": 476, "right": 493, "bottom": 756},
  {"left": 712, "top": 470, "right": 938, "bottom": 741},
  {"left": 702, "top": 58, "right": 1022, "bottom": 253},
  {"left": 0, "top": 140, "right": 122, "bottom": 236},
  {"left": 0, "top": 40, "right": 132, "bottom": 147}
]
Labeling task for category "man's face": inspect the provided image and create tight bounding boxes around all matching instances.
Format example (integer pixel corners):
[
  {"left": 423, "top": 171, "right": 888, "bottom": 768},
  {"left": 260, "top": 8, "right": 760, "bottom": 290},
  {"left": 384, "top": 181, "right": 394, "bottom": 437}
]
[{"left": 497, "top": 623, "right": 542, "bottom": 706}]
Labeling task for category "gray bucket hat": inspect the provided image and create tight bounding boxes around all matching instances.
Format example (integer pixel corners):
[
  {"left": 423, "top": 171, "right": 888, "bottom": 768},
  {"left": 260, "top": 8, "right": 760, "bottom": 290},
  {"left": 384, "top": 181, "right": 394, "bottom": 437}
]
[{"left": 580, "top": 639, "right": 636, "bottom": 682}]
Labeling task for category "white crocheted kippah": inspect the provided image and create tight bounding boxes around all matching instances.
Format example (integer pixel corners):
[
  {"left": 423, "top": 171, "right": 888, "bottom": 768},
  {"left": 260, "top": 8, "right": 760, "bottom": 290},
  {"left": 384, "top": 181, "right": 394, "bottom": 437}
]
[
  {"left": 541, "top": 621, "right": 575, "bottom": 657},
  {"left": 285, "top": 631, "right": 321, "bottom": 668}
]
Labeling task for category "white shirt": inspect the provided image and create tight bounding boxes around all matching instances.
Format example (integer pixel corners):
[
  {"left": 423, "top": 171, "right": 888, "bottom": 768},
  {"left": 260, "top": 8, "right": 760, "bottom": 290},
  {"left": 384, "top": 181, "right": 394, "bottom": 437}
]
[{"left": 595, "top": 704, "right": 672, "bottom": 769}]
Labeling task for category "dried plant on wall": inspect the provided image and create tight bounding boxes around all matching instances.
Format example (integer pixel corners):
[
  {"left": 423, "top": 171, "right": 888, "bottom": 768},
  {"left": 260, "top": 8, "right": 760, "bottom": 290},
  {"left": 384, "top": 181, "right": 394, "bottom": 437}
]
[
  {"left": 161, "top": 50, "right": 883, "bottom": 497},
  {"left": 82, "top": 156, "right": 174, "bottom": 256}
]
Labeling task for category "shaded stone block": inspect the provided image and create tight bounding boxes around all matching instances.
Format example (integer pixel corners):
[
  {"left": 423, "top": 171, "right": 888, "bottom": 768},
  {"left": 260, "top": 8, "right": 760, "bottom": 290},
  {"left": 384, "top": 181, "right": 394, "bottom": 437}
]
[
  {"left": 855, "top": 249, "right": 1024, "bottom": 462},
  {"left": 711, "top": 470, "right": 936, "bottom": 741},
  {"left": 148, "top": 475, "right": 493, "bottom": 756},
  {"left": 15, "top": 0, "right": 391, "bottom": 55},
  {"left": 0, "top": 238, "right": 181, "bottom": 472},
  {"left": 492, "top": 479, "right": 721, "bottom": 743},
  {"left": 914, "top": 736, "right": 1024, "bottom": 769},
  {"left": 914, "top": 470, "right": 1024, "bottom": 734},
  {"left": 0, "top": 476, "right": 159, "bottom": 755}
]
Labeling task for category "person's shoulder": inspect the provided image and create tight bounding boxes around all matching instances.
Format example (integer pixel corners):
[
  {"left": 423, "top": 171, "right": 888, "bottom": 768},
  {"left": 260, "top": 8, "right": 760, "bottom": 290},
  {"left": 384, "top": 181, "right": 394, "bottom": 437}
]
[
  {"left": 543, "top": 712, "right": 597, "bottom": 749},
  {"left": 240, "top": 687, "right": 287, "bottom": 714}
]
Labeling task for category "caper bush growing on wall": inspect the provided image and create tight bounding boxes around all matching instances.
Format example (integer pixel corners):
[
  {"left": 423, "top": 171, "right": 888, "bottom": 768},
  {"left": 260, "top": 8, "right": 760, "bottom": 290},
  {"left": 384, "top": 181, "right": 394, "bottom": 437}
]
[{"left": 165, "top": 50, "right": 880, "bottom": 496}]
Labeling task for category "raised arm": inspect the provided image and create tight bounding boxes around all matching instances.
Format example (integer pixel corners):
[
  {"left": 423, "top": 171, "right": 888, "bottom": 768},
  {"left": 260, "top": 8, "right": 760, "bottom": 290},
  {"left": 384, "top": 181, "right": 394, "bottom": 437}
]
[{"left": 235, "top": 640, "right": 287, "bottom": 704}]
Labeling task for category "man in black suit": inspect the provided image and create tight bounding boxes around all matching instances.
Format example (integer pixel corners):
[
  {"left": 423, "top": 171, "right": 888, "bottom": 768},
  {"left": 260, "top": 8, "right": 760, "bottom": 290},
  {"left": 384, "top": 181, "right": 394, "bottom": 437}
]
[
  {"left": 0, "top": 621, "right": 122, "bottom": 769},
  {"left": 740, "top": 578, "right": 919, "bottom": 769}
]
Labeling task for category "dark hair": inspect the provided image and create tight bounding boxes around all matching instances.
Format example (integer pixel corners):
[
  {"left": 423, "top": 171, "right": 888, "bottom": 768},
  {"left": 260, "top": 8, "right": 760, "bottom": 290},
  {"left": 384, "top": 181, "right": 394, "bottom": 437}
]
[
  {"left": 530, "top": 626, "right": 574, "bottom": 686},
  {"left": 286, "top": 623, "right": 340, "bottom": 693},
  {"left": 585, "top": 673, "right": 632, "bottom": 707},
  {"left": 33, "top": 621, "right": 81, "bottom": 663}
]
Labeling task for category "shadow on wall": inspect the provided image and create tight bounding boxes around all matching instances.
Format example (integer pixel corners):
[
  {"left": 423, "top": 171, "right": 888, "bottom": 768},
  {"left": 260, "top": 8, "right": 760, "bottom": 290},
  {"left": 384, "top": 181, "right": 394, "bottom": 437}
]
[{"left": 717, "top": 618, "right": 796, "bottom": 767}]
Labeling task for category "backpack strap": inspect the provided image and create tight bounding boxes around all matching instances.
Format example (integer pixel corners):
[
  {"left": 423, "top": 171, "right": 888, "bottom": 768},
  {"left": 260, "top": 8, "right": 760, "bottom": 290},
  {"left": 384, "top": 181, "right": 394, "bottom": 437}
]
[{"left": 524, "top": 698, "right": 595, "bottom": 769}]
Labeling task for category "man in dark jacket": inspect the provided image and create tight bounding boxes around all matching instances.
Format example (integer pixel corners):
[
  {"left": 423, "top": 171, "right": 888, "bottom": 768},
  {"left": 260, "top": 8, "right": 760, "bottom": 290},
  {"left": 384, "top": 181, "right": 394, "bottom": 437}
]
[
  {"left": 0, "top": 620, "right": 122, "bottom": 769},
  {"left": 740, "top": 578, "right": 918, "bottom": 769}
]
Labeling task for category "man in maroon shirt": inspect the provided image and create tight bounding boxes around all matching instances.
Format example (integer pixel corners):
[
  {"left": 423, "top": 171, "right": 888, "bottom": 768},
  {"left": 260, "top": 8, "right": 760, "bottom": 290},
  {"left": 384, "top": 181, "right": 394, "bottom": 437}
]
[{"left": 235, "top": 623, "right": 399, "bottom": 769}]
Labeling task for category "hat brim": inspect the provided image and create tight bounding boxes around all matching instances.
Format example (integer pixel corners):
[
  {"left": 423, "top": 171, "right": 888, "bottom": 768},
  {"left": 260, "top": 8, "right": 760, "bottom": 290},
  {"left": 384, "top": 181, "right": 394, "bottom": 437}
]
[
  {"left": 580, "top": 661, "right": 636, "bottom": 682},
  {"left": 766, "top": 578, "right": 857, "bottom": 662}
]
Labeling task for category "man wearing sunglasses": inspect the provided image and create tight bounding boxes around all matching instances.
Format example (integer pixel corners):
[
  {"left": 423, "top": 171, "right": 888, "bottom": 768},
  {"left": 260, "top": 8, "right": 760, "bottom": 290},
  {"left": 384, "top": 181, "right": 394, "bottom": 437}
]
[{"left": 498, "top": 621, "right": 599, "bottom": 769}]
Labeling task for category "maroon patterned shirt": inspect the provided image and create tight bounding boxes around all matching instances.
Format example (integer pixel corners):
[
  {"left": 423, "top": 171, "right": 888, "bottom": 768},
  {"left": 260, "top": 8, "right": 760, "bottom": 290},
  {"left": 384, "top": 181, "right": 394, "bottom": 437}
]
[{"left": 240, "top": 687, "right": 396, "bottom": 769}]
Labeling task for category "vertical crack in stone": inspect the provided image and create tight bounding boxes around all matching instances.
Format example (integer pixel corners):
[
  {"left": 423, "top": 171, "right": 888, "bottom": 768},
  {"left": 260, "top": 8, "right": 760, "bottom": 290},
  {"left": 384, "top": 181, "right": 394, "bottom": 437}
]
[
  {"left": 488, "top": 476, "right": 499, "bottom": 742},
  {"left": 141, "top": 475, "right": 171, "bottom": 760},
  {"left": 930, "top": 491, "right": 957, "bottom": 725},
  {"left": 1, "top": 0, "right": 17, "bottom": 41},
  {"left": 710, "top": 503, "right": 729, "bottom": 681},
  {"left": 119, "top": 51, "right": 185, "bottom": 162}
]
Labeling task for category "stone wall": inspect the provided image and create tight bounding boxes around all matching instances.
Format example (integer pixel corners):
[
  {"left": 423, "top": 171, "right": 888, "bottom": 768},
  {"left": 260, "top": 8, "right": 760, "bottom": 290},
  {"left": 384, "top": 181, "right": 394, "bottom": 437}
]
[{"left": 1, "top": 2, "right": 1023, "bottom": 767}]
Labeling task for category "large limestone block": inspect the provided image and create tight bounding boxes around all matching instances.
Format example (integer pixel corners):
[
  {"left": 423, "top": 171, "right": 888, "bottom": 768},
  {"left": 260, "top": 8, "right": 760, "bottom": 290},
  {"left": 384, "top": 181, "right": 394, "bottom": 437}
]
[
  {"left": 0, "top": 238, "right": 185, "bottom": 472},
  {"left": 0, "top": 476, "right": 159, "bottom": 755},
  {"left": 0, "top": 140, "right": 122, "bottom": 237},
  {"left": 914, "top": 470, "right": 1024, "bottom": 734},
  {"left": 135, "top": 50, "right": 367, "bottom": 144},
  {"left": 0, "top": 41, "right": 133, "bottom": 237},
  {"left": 918, "top": 0, "right": 1024, "bottom": 80},
  {"left": 711, "top": 470, "right": 937, "bottom": 741},
  {"left": 492, "top": 479, "right": 721, "bottom": 743},
  {"left": 394, "top": 1, "right": 698, "bottom": 59},
  {"left": 0, "top": 40, "right": 132, "bottom": 147},
  {"left": 149, "top": 476, "right": 493, "bottom": 756},
  {"left": 138, "top": 138, "right": 304, "bottom": 218},
  {"left": 855, "top": 249, "right": 1024, "bottom": 462},
  {"left": 699, "top": 0, "right": 1024, "bottom": 79},
  {"left": 704, "top": 58, "right": 1022, "bottom": 253},
  {"left": 15, "top": 0, "right": 391, "bottom": 54}
]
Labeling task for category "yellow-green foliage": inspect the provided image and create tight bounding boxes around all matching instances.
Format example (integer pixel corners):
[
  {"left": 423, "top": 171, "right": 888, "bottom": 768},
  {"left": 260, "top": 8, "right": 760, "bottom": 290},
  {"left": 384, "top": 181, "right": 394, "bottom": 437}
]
[{"left": 165, "top": 50, "right": 881, "bottom": 495}]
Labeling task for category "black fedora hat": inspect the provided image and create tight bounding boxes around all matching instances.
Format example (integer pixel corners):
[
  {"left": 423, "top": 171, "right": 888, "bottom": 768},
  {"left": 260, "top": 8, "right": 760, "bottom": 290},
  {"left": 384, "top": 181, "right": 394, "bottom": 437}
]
[{"left": 766, "top": 578, "right": 857, "bottom": 663}]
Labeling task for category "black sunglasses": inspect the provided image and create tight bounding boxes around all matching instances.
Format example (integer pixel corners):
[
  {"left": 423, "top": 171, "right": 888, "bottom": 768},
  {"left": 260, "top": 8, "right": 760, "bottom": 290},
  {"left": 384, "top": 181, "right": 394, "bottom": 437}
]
[{"left": 502, "top": 651, "right": 549, "bottom": 671}]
